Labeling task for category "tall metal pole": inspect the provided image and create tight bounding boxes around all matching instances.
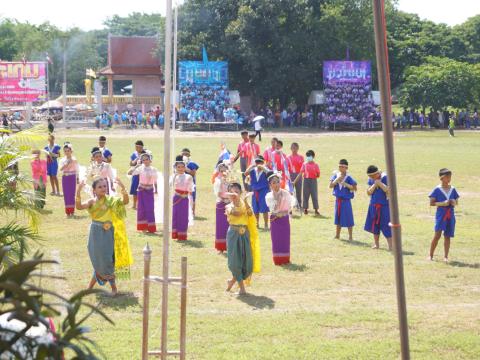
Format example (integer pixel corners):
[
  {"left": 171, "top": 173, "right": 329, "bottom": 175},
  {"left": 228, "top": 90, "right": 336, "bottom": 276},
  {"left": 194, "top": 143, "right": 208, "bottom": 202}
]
[
  {"left": 372, "top": 1, "right": 410, "bottom": 359},
  {"left": 171, "top": 4, "right": 178, "bottom": 163},
  {"left": 161, "top": 0, "right": 173, "bottom": 358},
  {"left": 62, "top": 41, "right": 67, "bottom": 121}
]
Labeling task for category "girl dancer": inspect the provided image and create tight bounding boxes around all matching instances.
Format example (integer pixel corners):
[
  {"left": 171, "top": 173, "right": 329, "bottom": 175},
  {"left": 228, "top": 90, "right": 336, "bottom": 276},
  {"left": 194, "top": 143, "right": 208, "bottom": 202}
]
[{"left": 59, "top": 142, "right": 79, "bottom": 217}]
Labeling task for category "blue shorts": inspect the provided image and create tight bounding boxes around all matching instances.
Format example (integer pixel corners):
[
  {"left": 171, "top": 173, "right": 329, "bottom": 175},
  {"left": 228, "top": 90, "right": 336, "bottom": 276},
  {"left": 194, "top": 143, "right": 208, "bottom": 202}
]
[
  {"left": 364, "top": 203, "right": 391, "bottom": 238},
  {"left": 130, "top": 175, "right": 140, "bottom": 195},
  {"left": 47, "top": 161, "right": 58, "bottom": 176}
]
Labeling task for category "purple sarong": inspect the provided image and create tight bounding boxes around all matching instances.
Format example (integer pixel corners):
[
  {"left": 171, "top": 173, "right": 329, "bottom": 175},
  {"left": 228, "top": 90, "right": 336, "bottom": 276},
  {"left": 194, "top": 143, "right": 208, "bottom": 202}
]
[
  {"left": 215, "top": 201, "right": 228, "bottom": 251},
  {"left": 172, "top": 193, "right": 189, "bottom": 240},
  {"left": 270, "top": 214, "right": 290, "bottom": 265},
  {"left": 137, "top": 186, "right": 156, "bottom": 232},
  {"left": 62, "top": 173, "right": 76, "bottom": 215}
]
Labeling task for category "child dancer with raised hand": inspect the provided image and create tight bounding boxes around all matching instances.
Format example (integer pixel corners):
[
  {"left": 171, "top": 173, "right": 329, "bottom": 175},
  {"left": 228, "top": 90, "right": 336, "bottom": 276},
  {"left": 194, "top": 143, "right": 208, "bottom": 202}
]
[
  {"left": 428, "top": 168, "right": 459, "bottom": 262},
  {"left": 364, "top": 165, "right": 392, "bottom": 250},
  {"left": 59, "top": 142, "right": 79, "bottom": 217},
  {"left": 172, "top": 155, "right": 194, "bottom": 241},
  {"left": 329, "top": 159, "right": 357, "bottom": 241},
  {"left": 129, "top": 152, "right": 158, "bottom": 233}
]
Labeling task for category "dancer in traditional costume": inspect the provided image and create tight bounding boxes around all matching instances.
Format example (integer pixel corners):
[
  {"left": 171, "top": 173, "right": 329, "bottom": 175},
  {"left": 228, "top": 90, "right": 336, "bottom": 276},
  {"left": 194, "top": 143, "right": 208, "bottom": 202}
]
[
  {"left": 30, "top": 149, "right": 47, "bottom": 209},
  {"left": 428, "top": 168, "right": 459, "bottom": 262},
  {"left": 329, "top": 159, "right": 357, "bottom": 240},
  {"left": 44, "top": 134, "right": 61, "bottom": 196},
  {"left": 225, "top": 182, "right": 260, "bottom": 295},
  {"left": 246, "top": 134, "right": 261, "bottom": 167},
  {"left": 245, "top": 155, "right": 270, "bottom": 229},
  {"left": 87, "top": 147, "right": 115, "bottom": 193},
  {"left": 129, "top": 140, "right": 144, "bottom": 209},
  {"left": 128, "top": 152, "right": 158, "bottom": 233},
  {"left": 182, "top": 148, "right": 199, "bottom": 216},
  {"left": 265, "top": 172, "right": 294, "bottom": 265},
  {"left": 213, "top": 162, "right": 230, "bottom": 252},
  {"left": 270, "top": 140, "right": 292, "bottom": 190},
  {"left": 76, "top": 178, "right": 133, "bottom": 296},
  {"left": 263, "top": 137, "right": 278, "bottom": 168},
  {"left": 98, "top": 135, "right": 112, "bottom": 163},
  {"left": 172, "top": 156, "right": 194, "bottom": 241},
  {"left": 364, "top": 165, "right": 392, "bottom": 250},
  {"left": 59, "top": 142, "right": 79, "bottom": 217}
]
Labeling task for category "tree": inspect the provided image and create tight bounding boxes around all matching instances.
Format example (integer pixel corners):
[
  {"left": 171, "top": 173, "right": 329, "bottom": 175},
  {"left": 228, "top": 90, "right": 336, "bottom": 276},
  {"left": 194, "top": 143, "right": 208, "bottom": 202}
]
[{"left": 399, "top": 57, "right": 480, "bottom": 110}]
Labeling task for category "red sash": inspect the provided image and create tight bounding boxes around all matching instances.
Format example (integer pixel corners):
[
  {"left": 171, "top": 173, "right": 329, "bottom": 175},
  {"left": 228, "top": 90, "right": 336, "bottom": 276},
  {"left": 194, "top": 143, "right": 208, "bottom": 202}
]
[
  {"left": 372, "top": 203, "right": 382, "bottom": 232},
  {"left": 443, "top": 207, "right": 452, "bottom": 221}
]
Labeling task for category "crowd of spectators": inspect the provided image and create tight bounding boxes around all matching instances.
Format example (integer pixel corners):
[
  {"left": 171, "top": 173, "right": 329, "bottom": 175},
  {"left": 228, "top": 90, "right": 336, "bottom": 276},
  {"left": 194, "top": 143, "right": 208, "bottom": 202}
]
[
  {"left": 179, "top": 82, "right": 231, "bottom": 122},
  {"left": 324, "top": 83, "right": 376, "bottom": 123}
]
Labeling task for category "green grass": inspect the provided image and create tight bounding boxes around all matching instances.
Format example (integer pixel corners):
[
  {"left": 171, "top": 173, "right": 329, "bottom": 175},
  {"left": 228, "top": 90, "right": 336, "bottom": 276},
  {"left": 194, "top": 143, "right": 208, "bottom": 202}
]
[{"left": 20, "top": 129, "right": 480, "bottom": 359}]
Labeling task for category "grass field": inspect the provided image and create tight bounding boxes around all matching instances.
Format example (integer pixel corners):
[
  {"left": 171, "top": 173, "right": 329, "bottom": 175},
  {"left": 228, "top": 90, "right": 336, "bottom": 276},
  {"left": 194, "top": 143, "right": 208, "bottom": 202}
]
[{"left": 20, "top": 128, "right": 480, "bottom": 359}]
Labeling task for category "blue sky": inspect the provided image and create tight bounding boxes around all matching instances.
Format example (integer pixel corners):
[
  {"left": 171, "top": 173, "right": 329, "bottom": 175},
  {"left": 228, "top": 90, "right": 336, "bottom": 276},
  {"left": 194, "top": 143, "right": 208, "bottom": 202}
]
[{"left": 0, "top": 0, "right": 479, "bottom": 31}]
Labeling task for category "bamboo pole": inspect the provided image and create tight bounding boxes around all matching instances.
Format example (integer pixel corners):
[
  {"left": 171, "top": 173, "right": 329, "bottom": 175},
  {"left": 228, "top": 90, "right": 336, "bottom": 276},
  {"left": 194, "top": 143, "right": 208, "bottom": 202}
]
[
  {"left": 371, "top": 1, "right": 410, "bottom": 359},
  {"left": 171, "top": 4, "right": 178, "bottom": 164},
  {"left": 142, "top": 244, "right": 152, "bottom": 360},
  {"left": 179, "top": 257, "right": 187, "bottom": 360},
  {"left": 161, "top": 0, "right": 173, "bottom": 358}
]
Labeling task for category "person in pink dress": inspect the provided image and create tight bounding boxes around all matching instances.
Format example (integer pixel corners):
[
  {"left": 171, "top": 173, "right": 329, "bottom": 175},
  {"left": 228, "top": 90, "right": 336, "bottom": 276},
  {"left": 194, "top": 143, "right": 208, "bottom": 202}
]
[{"left": 31, "top": 149, "right": 48, "bottom": 209}]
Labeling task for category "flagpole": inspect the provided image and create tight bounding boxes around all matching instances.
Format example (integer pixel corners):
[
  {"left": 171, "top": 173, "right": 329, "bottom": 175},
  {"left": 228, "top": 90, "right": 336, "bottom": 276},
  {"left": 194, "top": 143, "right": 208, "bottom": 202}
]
[
  {"left": 161, "top": 0, "right": 173, "bottom": 358},
  {"left": 372, "top": 1, "right": 410, "bottom": 359}
]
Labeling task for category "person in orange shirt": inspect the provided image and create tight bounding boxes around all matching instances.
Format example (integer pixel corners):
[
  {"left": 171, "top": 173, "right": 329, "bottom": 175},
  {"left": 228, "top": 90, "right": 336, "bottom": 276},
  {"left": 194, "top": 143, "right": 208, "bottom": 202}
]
[
  {"left": 263, "top": 137, "right": 278, "bottom": 168},
  {"left": 31, "top": 149, "right": 48, "bottom": 209},
  {"left": 287, "top": 142, "right": 304, "bottom": 208},
  {"left": 232, "top": 131, "right": 250, "bottom": 190},
  {"left": 293, "top": 150, "right": 320, "bottom": 215},
  {"left": 246, "top": 134, "right": 261, "bottom": 167}
]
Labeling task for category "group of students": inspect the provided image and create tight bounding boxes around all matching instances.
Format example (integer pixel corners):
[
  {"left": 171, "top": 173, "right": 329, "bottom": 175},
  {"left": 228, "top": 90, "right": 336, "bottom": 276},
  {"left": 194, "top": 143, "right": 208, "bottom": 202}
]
[{"left": 29, "top": 132, "right": 460, "bottom": 296}]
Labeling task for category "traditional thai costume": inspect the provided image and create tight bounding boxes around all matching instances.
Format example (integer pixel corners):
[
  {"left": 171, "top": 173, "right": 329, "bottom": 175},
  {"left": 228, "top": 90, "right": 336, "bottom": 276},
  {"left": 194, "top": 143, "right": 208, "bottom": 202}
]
[
  {"left": 266, "top": 188, "right": 293, "bottom": 265},
  {"left": 59, "top": 157, "right": 79, "bottom": 215},
  {"left": 226, "top": 199, "right": 260, "bottom": 283},
  {"left": 87, "top": 161, "right": 114, "bottom": 194},
  {"left": 429, "top": 185, "right": 460, "bottom": 237},
  {"left": 249, "top": 167, "right": 270, "bottom": 214},
  {"left": 364, "top": 173, "right": 391, "bottom": 237},
  {"left": 44, "top": 143, "right": 61, "bottom": 176},
  {"left": 129, "top": 151, "right": 141, "bottom": 196},
  {"left": 132, "top": 164, "right": 158, "bottom": 232},
  {"left": 172, "top": 173, "right": 194, "bottom": 241},
  {"left": 213, "top": 175, "right": 230, "bottom": 251},
  {"left": 186, "top": 160, "right": 199, "bottom": 202},
  {"left": 31, "top": 158, "right": 47, "bottom": 209},
  {"left": 87, "top": 196, "right": 133, "bottom": 285},
  {"left": 331, "top": 172, "right": 357, "bottom": 227}
]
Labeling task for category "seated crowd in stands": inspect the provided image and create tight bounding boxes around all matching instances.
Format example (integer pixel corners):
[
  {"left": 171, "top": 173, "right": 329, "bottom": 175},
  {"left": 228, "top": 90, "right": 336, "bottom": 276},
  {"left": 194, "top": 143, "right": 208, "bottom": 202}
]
[
  {"left": 179, "top": 82, "right": 231, "bottom": 122},
  {"left": 324, "top": 83, "right": 375, "bottom": 123}
]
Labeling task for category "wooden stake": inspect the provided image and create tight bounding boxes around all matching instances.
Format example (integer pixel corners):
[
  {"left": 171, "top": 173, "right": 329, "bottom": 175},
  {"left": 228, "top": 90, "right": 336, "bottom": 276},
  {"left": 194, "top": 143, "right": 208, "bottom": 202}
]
[
  {"left": 179, "top": 257, "right": 187, "bottom": 360},
  {"left": 162, "top": 0, "right": 173, "bottom": 358},
  {"left": 372, "top": 1, "right": 410, "bottom": 358},
  {"left": 142, "top": 244, "right": 152, "bottom": 360}
]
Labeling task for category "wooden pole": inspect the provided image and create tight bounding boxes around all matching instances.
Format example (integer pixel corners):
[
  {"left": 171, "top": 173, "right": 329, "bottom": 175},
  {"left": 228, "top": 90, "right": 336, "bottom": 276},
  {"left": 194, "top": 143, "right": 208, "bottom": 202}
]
[
  {"left": 161, "top": 0, "right": 173, "bottom": 358},
  {"left": 179, "top": 257, "right": 187, "bottom": 360},
  {"left": 142, "top": 243, "right": 152, "bottom": 360},
  {"left": 371, "top": 1, "right": 410, "bottom": 359},
  {"left": 171, "top": 4, "right": 178, "bottom": 164}
]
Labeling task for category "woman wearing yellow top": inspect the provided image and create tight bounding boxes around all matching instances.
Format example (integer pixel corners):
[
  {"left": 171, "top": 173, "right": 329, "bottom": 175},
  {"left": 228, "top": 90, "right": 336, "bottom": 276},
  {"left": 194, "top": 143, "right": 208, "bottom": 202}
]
[
  {"left": 225, "top": 182, "right": 260, "bottom": 295},
  {"left": 76, "top": 177, "right": 133, "bottom": 296}
]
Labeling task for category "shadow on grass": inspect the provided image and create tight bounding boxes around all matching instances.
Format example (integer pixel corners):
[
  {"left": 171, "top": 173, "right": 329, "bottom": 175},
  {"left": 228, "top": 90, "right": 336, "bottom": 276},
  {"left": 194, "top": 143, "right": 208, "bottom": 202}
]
[
  {"left": 194, "top": 216, "right": 208, "bottom": 221},
  {"left": 448, "top": 260, "right": 480, "bottom": 269},
  {"left": 178, "top": 239, "right": 204, "bottom": 248},
  {"left": 39, "top": 209, "right": 53, "bottom": 215},
  {"left": 237, "top": 293, "right": 275, "bottom": 309},
  {"left": 339, "top": 239, "right": 414, "bottom": 256},
  {"left": 281, "top": 263, "right": 308, "bottom": 272},
  {"left": 97, "top": 291, "right": 139, "bottom": 309}
]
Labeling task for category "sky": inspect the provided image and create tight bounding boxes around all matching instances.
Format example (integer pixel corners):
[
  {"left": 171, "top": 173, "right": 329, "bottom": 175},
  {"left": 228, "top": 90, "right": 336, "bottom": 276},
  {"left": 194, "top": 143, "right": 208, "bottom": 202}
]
[{"left": 0, "top": 0, "right": 479, "bottom": 31}]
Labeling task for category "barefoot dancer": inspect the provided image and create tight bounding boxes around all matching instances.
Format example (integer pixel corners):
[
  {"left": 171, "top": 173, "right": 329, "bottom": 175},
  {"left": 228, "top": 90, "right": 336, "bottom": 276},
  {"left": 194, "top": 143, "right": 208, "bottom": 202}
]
[
  {"left": 76, "top": 178, "right": 132, "bottom": 296},
  {"left": 225, "top": 182, "right": 260, "bottom": 295},
  {"left": 44, "top": 134, "right": 61, "bottom": 195},
  {"left": 213, "top": 162, "right": 230, "bottom": 252},
  {"left": 265, "top": 172, "right": 294, "bottom": 265},
  {"left": 364, "top": 165, "right": 392, "bottom": 250},
  {"left": 59, "top": 142, "right": 79, "bottom": 217},
  {"left": 128, "top": 152, "right": 158, "bottom": 233},
  {"left": 244, "top": 155, "right": 270, "bottom": 229},
  {"left": 330, "top": 159, "right": 357, "bottom": 240},
  {"left": 172, "top": 156, "right": 194, "bottom": 241},
  {"left": 428, "top": 168, "right": 459, "bottom": 262},
  {"left": 129, "top": 140, "right": 144, "bottom": 209}
]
